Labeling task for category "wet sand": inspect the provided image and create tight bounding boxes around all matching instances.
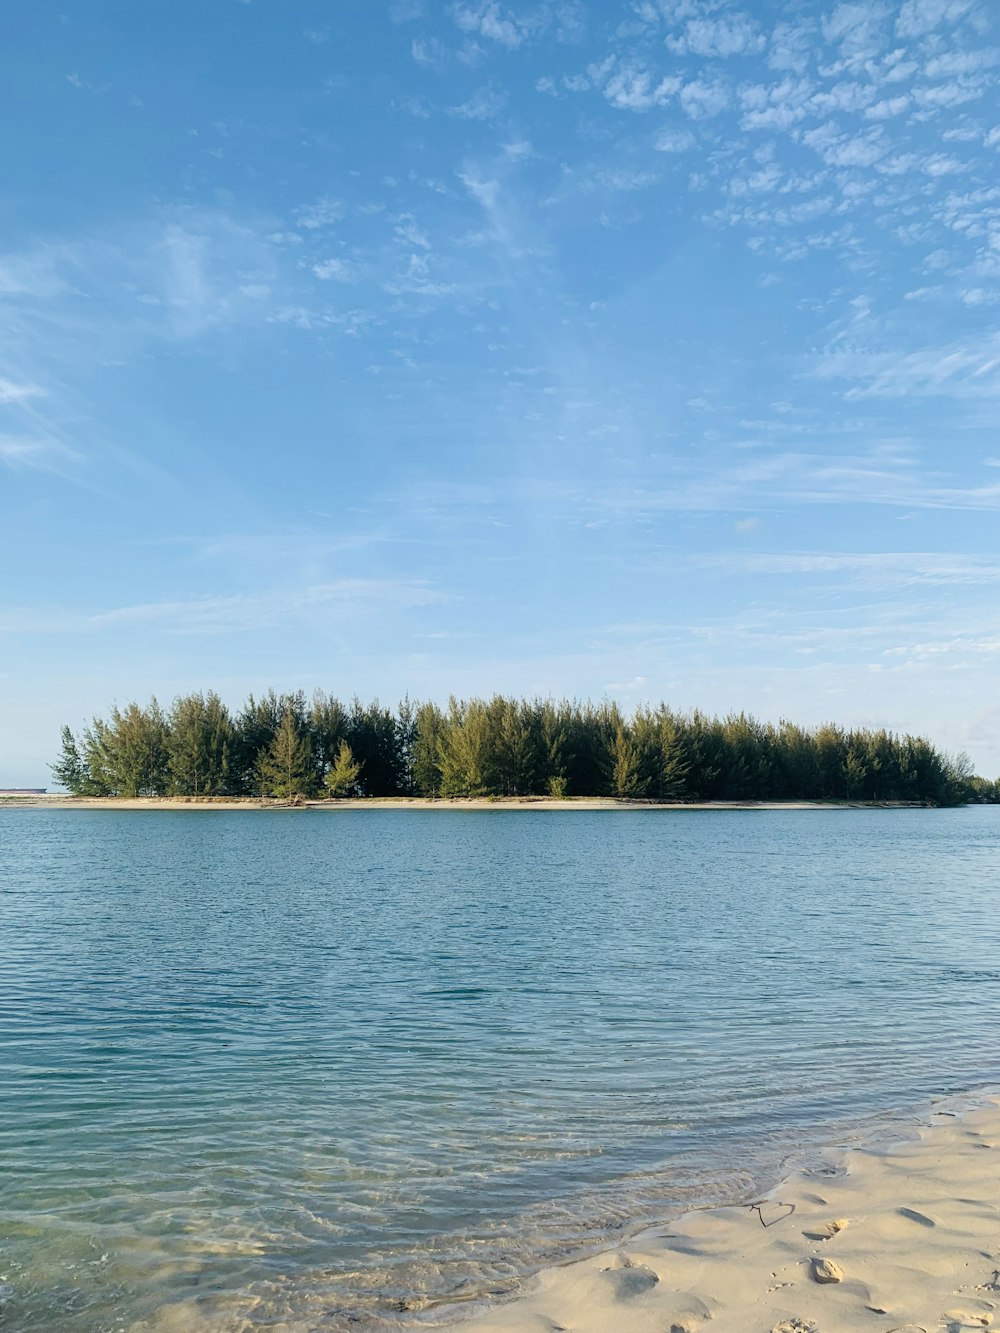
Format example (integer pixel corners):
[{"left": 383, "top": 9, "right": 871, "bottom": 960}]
[{"left": 459, "top": 1094, "right": 1000, "bottom": 1333}]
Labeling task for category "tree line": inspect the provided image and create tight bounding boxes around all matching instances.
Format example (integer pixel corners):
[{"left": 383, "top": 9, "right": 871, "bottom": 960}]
[{"left": 50, "top": 690, "right": 995, "bottom": 806}]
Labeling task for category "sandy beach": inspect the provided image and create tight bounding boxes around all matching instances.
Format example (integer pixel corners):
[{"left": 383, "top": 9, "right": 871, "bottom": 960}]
[
  {"left": 459, "top": 1094, "right": 1000, "bottom": 1333},
  {"left": 0, "top": 796, "right": 923, "bottom": 811}
]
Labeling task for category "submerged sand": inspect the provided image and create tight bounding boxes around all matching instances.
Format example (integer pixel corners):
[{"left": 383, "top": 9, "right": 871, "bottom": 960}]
[{"left": 459, "top": 1095, "right": 1000, "bottom": 1333}]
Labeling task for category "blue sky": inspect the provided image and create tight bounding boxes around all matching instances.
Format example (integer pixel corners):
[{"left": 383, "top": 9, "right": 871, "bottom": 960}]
[{"left": 3, "top": 0, "right": 1000, "bottom": 785}]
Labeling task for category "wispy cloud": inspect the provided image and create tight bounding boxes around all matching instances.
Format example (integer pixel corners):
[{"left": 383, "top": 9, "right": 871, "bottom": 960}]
[
  {"left": 687, "top": 551, "right": 1000, "bottom": 588},
  {"left": 0, "top": 434, "right": 82, "bottom": 479},
  {"left": 0, "top": 378, "right": 42, "bottom": 405},
  {"left": 0, "top": 580, "right": 447, "bottom": 637}
]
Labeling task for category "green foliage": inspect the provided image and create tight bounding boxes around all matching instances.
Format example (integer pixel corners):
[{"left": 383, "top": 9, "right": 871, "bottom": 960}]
[
  {"left": 50, "top": 725, "right": 89, "bottom": 794},
  {"left": 167, "top": 692, "right": 233, "bottom": 796},
  {"left": 325, "top": 741, "right": 362, "bottom": 797},
  {"left": 438, "top": 697, "right": 492, "bottom": 796},
  {"left": 54, "top": 690, "right": 992, "bottom": 807},
  {"left": 257, "top": 708, "right": 312, "bottom": 799},
  {"left": 609, "top": 716, "right": 649, "bottom": 799},
  {"left": 76, "top": 700, "right": 169, "bottom": 797},
  {"left": 411, "top": 701, "right": 445, "bottom": 797}
]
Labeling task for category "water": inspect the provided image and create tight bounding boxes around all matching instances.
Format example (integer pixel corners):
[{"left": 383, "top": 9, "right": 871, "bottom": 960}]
[{"left": 1, "top": 807, "right": 998, "bottom": 1332}]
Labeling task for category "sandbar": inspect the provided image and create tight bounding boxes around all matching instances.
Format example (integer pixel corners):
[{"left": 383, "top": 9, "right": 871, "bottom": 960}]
[{"left": 0, "top": 796, "right": 925, "bottom": 812}]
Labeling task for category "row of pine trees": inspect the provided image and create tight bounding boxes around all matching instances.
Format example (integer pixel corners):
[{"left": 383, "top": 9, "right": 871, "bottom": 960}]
[{"left": 50, "top": 690, "right": 990, "bottom": 806}]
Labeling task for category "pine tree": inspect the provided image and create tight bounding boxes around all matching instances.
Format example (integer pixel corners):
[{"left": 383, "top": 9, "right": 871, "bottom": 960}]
[
  {"left": 609, "top": 721, "right": 648, "bottom": 799},
  {"left": 50, "top": 725, "right": 88, "bottom": 794},
  {"left": 325, "top": 740, "right": 362, "bottom": 797},
  {"left": 168, "top": 692, "right": 232, "bottom": 795},
  {"left": 257, "top": 708, "right": 312, "bottom": 798},
  {"left": 412, "top": 701, "right": 445, "bottom": 796},
  {"left": 438, "top": 698, "right": 492, "bottom": 796}
]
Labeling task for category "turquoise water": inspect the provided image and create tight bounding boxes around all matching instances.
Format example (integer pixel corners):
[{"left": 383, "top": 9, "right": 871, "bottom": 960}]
[{"left": 1, "top": 807, "right": 998, "bottom": 1332}]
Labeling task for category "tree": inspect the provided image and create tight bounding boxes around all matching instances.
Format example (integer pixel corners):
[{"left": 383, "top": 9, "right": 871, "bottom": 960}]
[
  {"left": 309, "top": 691, "right": 349, "bottom": 790},
  {"left": 345, "top": 697, "right": 405, "bottom": 795},
  {"left": 396, "top": 696, "right": 418, "bottom": 795},
  {"left": 609, "top": 719, "right": 649, "bottom": 799},
  {"left": 231, "top": 691, "right": 292, "bottom": 795},
  {"left": 257, "top": 708, "right": 312, "bottom": 798},
  {"left": 438, "top": 698, "right": 492, "bottom": 796},
  {"left": 167, "top": 692, "right": 232, "bottom": 795},
  {"left": 50, "top": 725, "right": 88, "bottom": 794},
  {"left": 81, "top": 700, "right": 169, "bottom": 797},
  {"left": 325, "top": 741, "right": 362, "bottom": 797},
  {"left": 412, "top": 701, "right": 445, "bottom": 796},
  {"left": 844, "top": 748, "right": 867, "bottom": 800},
  {"left": 54, "top": 690, "right": 989, "bottom": 807},
  {"left": 491, "top": 696, "right": 541, "bottom": 795},
  {"left": 654, "top": 708, "right": 691, "bottom": 801}
]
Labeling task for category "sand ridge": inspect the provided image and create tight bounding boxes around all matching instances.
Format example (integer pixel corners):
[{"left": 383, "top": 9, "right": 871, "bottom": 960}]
[{"left": 458, "top": 1096, "right": 1000, "bottom": 1333}]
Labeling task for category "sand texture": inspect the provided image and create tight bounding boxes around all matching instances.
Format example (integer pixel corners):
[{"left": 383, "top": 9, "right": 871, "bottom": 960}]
[{"left": 460, "top": 1097, "right": 1000, "bottom": 1333}]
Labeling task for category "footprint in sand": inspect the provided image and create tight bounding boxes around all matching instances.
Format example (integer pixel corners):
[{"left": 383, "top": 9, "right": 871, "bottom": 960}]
[
  {"left": 666, "top": 1293, "right": 714, "bottom": 1331},
  {"left": 896, "top": 1207, "right": 936, "bottom": 1227},
  {"left": 942, "top": 1311, "right": 993, "bottom": 1330},
  {"left": 803, "top": 1217, "right": 850, "bottom": 1242},
  {"left": 599, "top": 1258, "right": 659, "bottom": 1299}
]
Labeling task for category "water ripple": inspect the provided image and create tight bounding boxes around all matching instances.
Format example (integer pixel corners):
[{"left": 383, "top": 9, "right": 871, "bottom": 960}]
[{"left": 0, "top": 807, "right": 998, "bottom": 1331}]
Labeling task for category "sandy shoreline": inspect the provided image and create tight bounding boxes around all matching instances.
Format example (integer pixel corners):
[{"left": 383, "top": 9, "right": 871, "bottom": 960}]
[
  {"left": 456, "top": 1092, "right": 1000, "bottom": 1333},
  {"left": 1, "top": 796, "right": 926, "bottom": 812}
]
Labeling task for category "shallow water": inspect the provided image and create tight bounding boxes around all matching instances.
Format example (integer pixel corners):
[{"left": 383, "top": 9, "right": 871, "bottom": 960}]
[{"left": 1, "top": 807, "right": 998, "bottom": 1331}]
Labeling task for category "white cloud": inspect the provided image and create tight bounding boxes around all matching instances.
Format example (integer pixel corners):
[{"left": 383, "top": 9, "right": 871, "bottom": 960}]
[
  {"left": 925, "top": 48, "right": 1000, "bottom": 77},
  {"left": 654, "top": 126, "right": 696, "bottom": 152},
  {"left": 448, "top": 85, "right": 508, "bottom": 119},
  {"left": 865, "top": 95, "right": 910, "bottom": 118},
  {"left": 452, "top": 1, "right": 524, "bottom": 48},
  {"left": 394, "top": 214, "right": 432, "bottom": 249},
  {"left": 666, "top": 14, "right": 765, "bottom": 59},
  {"left": 294, "top": 197, "right": 343, "bottom": 230},
  {"left": 312, "top": 258, "right": 357, "bottom": 282},
  {"left": 680, "top": 78, "right": 730, "bottom": 118},
  {"left": 595, "top": 59, "right": 681, "bottom": 111},
  {"left": 814, "top": 333, "right": 1000, "bottom": 401},
  {"left": 821, "top": 2, "right": 892, "bottom": 63},
  {"left": 740, "top": 77, "right": 813, "bottom": 131},
  {"left": 590, "top": 167, "right": 659, "bottom": 191},
  {"left": 0, "top": 378, "right": 41, "bottom": 406},
  {"left": 769, "top": 21, "right": 816, "bottom": 73},
  {"left": 896, "top": 0, "right": 978, "bottom": 39},
  {"left": 690, "top": 551, "right": 1000, "bottom": 587},
  {"left": 1, "top": 580, "right": 447, "bottom": 636},
  {"left": 0, "top": 435, "right": 78, "bottom": 475},
  {"left": 411, "top": 36, "right": 450, "bottom": 69},
  {"left": 66, "top": 72, "right": 111, "bottom": 94}
]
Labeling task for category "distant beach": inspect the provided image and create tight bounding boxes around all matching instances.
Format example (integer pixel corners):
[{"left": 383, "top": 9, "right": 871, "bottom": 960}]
[{"left": 1, "top": 795, "right": 932, "bottom": 811}]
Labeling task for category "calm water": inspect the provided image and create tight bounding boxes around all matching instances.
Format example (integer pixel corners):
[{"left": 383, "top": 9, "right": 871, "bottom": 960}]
[{"left": 1, "top": 807, "right": 998, "bottom": 1332}]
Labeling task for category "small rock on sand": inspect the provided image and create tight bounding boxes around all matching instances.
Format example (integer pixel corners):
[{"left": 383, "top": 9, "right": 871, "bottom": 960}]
[
  {"left": 772, "top": 1320, "right": 819, "bottom": 1333},
  {"left": 811, "top": 1257, "right": 845, "bottom": 1284}
]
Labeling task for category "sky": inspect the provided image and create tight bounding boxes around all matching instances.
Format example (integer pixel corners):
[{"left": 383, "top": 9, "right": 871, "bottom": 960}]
[{"left": 2, "top": 0, "right": 1000, "bottom": 786}]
